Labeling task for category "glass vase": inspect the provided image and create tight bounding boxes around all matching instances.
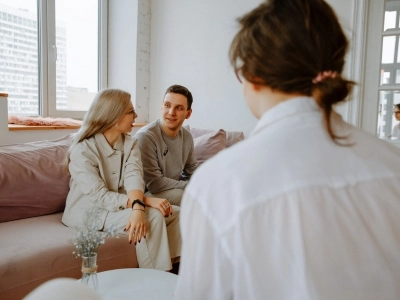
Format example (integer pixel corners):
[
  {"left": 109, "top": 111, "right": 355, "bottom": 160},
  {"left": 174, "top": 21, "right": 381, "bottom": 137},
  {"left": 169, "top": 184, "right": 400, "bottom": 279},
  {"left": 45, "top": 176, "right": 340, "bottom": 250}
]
[{"left": 81, "top": 252, "right": 98, "bottom": 290}]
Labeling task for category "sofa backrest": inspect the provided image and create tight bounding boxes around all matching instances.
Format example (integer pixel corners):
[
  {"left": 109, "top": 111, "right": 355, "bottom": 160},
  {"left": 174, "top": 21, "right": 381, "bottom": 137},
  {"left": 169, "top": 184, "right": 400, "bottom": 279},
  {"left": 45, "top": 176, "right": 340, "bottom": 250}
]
[
  {"left": 0, "top": 134, "right": 73, "bottom": 223},
  {"left": 185, "top": 126, "right": 245, "bottom": 167}
]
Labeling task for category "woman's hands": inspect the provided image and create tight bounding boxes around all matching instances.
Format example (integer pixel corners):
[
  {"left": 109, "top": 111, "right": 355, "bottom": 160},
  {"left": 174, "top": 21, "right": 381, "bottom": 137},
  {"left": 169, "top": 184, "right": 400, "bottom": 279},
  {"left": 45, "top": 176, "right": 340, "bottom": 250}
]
[
  {"left": 124, "top": 208, "right": 146, "bottom": 245},
  {"left": 144, "top": 196, "right": 173, "bottom": 217}
]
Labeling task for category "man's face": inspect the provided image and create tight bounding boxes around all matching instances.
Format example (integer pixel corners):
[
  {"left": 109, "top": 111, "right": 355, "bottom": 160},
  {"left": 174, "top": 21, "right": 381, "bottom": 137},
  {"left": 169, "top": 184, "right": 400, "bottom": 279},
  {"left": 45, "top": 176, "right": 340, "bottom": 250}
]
[
  {"left": 394, "top": 107, "right": 400, "bottom": 121},
  {"left": 161, "top": 92, "right": 192, "bottom": 132}
]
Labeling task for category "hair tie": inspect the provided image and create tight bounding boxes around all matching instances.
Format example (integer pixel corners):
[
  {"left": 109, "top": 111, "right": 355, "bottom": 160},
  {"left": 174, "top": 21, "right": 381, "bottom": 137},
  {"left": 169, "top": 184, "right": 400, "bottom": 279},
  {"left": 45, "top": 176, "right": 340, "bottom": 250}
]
[{"left": 312, "top": 71, "right": 338, "bottom": 84}]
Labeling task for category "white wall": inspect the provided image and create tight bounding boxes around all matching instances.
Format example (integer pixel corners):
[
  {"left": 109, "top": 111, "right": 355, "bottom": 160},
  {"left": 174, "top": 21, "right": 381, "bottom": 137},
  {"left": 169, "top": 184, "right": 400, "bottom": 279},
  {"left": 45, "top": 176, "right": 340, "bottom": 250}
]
[
  {"left": 1, "top": 0, "right": 364, "bottom": 145},
  {"left": 108, "top": 0, "right": 151, "bottom": 124},
  {"left": 148, "top": 0, "right": 360, "bottom": 137},
  {"left": 327, "top": 0, "right": 366, "bottom": 128},
  {"left": 149, "top": 0, "right": 262, "bottom": 137},
  {"left": 108, "top": 0, "right": 138, "bottom": 112}
]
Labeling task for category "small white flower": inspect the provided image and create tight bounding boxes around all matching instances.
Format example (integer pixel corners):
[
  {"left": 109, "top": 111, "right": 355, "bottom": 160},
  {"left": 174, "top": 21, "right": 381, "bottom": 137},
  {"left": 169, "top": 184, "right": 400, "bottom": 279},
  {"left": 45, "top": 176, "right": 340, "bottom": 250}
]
[{"left": 70, "top": 207, "right": 119, "bottom": 258}]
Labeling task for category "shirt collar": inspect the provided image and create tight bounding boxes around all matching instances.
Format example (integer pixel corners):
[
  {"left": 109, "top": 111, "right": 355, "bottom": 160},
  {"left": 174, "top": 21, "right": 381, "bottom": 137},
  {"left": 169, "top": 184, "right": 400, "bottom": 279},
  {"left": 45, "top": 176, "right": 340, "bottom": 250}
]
[
  {"left": 94, "top": 132, "right": 124, "bottom": 156},
  {"left": 250, "top": 96, "right": 319, "bottom": 137}
]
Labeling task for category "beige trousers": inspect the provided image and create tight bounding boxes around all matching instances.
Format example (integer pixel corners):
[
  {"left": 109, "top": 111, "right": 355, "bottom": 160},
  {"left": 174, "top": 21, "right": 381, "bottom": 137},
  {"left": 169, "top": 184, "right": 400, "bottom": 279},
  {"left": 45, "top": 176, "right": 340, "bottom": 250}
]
[
  {"left": 145, "top": 188, "right": 184, "bottom": 206},
  {"left": 104, "top": 206, "right": 181, "bottom": 271}
]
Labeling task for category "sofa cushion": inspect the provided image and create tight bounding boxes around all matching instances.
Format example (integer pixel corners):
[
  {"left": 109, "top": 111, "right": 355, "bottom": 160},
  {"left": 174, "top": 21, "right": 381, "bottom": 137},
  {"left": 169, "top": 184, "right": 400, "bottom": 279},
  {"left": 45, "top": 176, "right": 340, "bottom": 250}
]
[
  {"left": 193, "top": 129, "right": 226, "bottom": 166},
  {"left": 0, "top": 212, "right": 137, "bottom": 299},
  {"left": 190, "top": 127, "right": 245, "bottom": 147},
  {"left": 0, "top": 134, "right": 73, "bottom": 223}
]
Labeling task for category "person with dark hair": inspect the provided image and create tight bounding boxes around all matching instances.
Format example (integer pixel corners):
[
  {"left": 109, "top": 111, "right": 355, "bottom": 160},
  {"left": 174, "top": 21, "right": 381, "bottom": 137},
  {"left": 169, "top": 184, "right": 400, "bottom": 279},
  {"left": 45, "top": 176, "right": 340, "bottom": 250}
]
[
  {"left": 392, "top": 103, "right": 400, "bottom": 139},
  {"left": 175, "top": 1, "right": 400, "bottom": 299},
  {"left": 62, "top": 88, "right": 181, "bottom": 272},
  {"left": 135, "top": 84, "right": 197, "bottom": 207}
]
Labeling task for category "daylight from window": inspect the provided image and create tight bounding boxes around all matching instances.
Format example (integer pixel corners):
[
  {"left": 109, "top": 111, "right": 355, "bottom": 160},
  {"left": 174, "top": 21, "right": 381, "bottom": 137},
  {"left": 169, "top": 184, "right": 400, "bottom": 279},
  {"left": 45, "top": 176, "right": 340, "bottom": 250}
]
[
  {"left": 55, "top": 0, "right": 98, "bottom": 111},
  {"left": 0, "top": 0, "right": 98, "bottom": 116},
  {"left": 0, "top": 0, "right": 38, "bottom": 115},
  {"left": 378, "top": 1, "right": 400, "bottom": 138}
]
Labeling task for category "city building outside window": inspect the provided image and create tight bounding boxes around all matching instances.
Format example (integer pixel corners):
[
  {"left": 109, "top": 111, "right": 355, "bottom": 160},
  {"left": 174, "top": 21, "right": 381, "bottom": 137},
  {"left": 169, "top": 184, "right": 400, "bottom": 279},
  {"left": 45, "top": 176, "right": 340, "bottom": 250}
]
[{"left": 0, "top": 0, "right": 107, "bottom": 118}]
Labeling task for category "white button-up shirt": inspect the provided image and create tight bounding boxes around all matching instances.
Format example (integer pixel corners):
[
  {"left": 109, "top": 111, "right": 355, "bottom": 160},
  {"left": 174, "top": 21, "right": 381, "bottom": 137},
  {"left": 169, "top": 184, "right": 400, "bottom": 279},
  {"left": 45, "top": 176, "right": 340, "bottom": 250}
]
[{"left": 175, "top": 97, "right": 400, "bottom": 300}]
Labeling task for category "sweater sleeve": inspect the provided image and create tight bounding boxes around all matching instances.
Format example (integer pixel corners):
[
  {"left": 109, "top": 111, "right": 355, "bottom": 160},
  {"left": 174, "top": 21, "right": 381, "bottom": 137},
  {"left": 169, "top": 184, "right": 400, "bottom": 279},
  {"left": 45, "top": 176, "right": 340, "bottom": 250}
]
[
  {"left": 181, "top": 136, "right": 197, "bottom": 181},
  {"left": 136, "top": 131, "right": 188, "bottom": 193}
]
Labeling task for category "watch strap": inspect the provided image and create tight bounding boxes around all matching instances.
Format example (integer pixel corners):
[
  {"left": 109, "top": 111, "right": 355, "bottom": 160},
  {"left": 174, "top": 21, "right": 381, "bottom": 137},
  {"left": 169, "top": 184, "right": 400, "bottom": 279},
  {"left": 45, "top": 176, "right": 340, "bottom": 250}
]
[{"left": 132, "top": 199, "right": 146, "bottom": 209}]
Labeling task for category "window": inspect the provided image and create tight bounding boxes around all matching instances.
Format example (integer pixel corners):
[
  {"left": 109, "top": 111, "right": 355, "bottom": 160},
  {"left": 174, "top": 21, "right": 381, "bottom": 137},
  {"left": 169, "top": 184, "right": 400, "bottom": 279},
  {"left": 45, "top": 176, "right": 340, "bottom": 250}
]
[
  {"left": 376, "top": 0, "right": 400, "bottom": 138},
  {"left": 0, "top": 0, "right": 107, "bottom": 118},
  {"left": 361, "top": 0, "right": 400, "bottom": 139}
]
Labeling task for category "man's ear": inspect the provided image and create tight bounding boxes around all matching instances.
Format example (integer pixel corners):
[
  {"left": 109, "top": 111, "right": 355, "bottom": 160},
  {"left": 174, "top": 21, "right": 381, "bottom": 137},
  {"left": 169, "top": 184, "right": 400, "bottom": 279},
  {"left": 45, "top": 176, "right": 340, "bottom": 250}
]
[{"left": 185, "top": 109, "right": 192, "bottom": 119}]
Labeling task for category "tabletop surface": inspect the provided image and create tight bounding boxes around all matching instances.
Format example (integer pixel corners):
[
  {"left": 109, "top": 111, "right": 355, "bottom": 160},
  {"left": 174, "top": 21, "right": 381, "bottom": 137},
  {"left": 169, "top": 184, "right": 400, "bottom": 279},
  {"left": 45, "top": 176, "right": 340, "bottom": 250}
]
[{"left": 95, "top": 268, "right": 178, "bottom": 300}]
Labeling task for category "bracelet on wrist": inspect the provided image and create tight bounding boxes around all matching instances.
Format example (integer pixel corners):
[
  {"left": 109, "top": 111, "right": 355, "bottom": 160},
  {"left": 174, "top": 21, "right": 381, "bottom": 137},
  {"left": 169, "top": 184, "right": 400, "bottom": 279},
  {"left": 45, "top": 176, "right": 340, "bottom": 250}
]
[
  {"left": 131, "top": 199, "right": 146, "bottom": 210},
  {"left": 133, "top": 208, "right": 145, "bottom": 212}
]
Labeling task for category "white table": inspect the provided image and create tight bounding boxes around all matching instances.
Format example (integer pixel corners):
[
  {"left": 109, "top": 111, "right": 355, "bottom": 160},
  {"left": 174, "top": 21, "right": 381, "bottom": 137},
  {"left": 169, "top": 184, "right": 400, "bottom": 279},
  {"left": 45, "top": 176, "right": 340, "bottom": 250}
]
[{"left": 94, "top": 268, "right": 178, "bottom": 300}]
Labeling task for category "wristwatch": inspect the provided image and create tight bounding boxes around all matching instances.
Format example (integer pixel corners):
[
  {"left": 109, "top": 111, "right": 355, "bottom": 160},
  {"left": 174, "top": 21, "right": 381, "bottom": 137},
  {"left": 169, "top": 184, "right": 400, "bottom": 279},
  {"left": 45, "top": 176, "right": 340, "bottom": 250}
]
[{"left": 132, "top": 199, "right": 146, "bottom": 209}]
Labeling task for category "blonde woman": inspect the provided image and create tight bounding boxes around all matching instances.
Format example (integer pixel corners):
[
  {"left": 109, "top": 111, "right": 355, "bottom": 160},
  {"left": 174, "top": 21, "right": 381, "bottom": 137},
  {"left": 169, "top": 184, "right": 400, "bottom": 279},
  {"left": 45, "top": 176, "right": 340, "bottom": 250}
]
[{"left": 62, "top": 88, "right": 180, "bottom": 271}]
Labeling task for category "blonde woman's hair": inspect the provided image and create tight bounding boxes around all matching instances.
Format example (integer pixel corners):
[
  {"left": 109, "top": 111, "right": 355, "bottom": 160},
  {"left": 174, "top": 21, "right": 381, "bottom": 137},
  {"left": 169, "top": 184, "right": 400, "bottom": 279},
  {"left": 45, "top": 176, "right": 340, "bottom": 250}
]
[{"left": 64, "top": 88, "right": 132, "bottom": 172}]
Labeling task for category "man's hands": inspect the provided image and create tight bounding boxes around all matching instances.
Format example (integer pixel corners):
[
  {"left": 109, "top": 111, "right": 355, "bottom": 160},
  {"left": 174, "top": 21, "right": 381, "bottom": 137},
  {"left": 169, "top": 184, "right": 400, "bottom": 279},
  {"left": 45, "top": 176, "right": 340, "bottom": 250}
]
[{"left": 144, "top": 196, "right": 173, "bottom": 217}]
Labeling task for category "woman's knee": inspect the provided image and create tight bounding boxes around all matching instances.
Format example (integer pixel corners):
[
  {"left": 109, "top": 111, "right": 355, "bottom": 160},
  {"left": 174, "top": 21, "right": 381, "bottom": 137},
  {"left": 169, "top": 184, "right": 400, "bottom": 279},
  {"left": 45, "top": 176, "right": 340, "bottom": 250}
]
[{"left": 146, "top": 207, "right": 165, "bottom": 227}]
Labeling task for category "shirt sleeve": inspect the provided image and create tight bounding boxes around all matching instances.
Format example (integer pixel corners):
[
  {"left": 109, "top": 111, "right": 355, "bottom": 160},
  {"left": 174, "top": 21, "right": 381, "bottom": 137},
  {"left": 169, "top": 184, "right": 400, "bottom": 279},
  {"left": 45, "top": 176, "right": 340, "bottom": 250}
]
[
  {"left": 69, "top": 145, "right": 129, "bottom": 212},
  {"left": 136, "top": 131, "right": 187, "bottom": 193},
  {"left": 175, "top": 192, "right": 233, "bottom": 300}
]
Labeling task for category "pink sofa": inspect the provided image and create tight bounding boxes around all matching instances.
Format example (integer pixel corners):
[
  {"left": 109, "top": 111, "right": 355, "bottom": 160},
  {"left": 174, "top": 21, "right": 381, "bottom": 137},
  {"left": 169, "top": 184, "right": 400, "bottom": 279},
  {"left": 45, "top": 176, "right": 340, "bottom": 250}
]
[
  {"left": 0, "top": 135, "right": 138, "bottom": 300},
  {"left": 0, "top": 127, "right": 244, "bottom": 300}
]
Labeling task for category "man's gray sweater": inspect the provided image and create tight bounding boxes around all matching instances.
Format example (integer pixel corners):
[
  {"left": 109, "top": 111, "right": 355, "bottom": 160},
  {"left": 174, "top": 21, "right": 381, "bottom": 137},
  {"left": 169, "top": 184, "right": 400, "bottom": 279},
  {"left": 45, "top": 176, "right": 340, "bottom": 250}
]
[{"left": 135, "top": 119, "right": 197, "bottom": 193}]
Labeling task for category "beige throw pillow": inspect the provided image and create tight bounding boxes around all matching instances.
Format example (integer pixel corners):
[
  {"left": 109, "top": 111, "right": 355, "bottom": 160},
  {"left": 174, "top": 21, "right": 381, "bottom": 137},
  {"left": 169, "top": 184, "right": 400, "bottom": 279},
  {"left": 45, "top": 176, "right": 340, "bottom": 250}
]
[
  {"left": 190, "top": 127, "right": 245, "bottom": 147},
  {"left": 193, "top": 129, "right": 227, "bottom": 166}
]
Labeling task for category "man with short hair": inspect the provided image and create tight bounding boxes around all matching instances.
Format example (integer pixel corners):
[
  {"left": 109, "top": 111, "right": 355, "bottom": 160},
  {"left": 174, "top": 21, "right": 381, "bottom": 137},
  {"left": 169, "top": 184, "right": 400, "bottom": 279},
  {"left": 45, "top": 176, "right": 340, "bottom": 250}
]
[{"left": 135, "top": 84, "right": 197, "bottom": 206}]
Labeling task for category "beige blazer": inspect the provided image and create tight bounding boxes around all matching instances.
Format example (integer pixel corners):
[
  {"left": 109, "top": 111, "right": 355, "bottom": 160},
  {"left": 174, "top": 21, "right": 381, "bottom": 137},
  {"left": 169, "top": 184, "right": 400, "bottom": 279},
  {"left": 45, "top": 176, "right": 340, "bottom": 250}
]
[{"left": 62, "top": 133, "right": 144, "bottom": 229}]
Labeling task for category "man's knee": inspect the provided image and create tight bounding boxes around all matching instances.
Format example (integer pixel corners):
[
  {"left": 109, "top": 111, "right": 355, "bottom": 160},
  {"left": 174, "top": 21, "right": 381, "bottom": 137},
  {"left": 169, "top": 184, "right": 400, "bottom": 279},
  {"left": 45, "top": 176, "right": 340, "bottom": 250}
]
[
  {"left": 148, "top": 188, "right": 184, "bottom": 206},
  {"left": 166, "top": 189, "right": 184, "bottom": 206}
]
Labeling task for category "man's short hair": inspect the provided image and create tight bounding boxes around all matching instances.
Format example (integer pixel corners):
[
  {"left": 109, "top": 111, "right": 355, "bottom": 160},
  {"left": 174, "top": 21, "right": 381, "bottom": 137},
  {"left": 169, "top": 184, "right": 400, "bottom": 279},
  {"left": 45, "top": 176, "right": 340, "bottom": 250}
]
[{"left": 164, "top": 85, "right": 193, "bottom": 110}]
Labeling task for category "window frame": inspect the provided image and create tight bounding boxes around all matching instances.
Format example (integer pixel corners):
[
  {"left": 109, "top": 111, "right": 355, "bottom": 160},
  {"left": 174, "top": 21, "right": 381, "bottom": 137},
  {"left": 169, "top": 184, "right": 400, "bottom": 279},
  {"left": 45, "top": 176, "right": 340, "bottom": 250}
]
[
  {"left": 39, "top": 0, "right": 107, "bottom": 119},
  {"left": 360, "top": 0, "right": 389, "bottom": 135}
]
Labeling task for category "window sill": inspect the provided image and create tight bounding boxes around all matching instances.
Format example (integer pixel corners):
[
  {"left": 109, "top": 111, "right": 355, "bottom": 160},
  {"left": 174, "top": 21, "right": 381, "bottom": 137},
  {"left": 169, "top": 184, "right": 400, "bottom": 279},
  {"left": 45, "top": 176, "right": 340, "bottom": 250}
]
[
  {"left": 8, "top": 124, "right": 80, "bottom": 131},
  {"left": 8, "top": 123, "right": 148, "bottom": 131}
]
